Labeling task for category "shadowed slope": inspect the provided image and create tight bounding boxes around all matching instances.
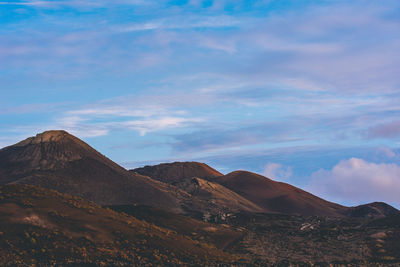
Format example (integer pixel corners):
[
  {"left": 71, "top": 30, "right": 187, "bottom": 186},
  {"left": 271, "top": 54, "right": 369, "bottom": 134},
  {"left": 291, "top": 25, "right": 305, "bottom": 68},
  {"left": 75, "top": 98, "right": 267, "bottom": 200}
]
[
  {"left": 0, "top": 131, "right": 187, "bottom": 212},
  {"left": 109, "top": 204, "right": 243, "bottom": 250},
  {"left": 0, "top": 184, "right": 240, "bottom": 265},
  {"left": 214, "top": 171, "right": 347, "bottom": 217},
  {"left": 132, "top": 161, "right": 223, "bottom": 184}
]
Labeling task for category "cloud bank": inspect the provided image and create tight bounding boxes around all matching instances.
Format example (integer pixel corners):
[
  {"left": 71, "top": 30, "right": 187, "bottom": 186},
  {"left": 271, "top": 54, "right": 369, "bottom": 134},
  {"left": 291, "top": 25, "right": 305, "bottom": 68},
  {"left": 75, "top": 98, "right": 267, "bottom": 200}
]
[{"left": 309, "top": 158, "right": 400, "bottom": 206}]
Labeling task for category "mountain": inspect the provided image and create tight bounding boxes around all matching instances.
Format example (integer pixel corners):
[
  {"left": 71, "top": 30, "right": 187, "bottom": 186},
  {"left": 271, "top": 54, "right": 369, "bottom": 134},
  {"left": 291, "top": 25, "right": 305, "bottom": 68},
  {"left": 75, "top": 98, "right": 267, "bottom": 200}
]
[
  {"left": 133, "top": 162, "right": 400, "bottom": 218},
  {"left": 132, "top": 161, "right": 223, "bottom": 184},
  {"left": 214, "top": 170, "right": 347, "bottom": 217},
  {"left": 0, "top": 184, "right": 240, "bottom": 265},
  {"left": 1, "top": 130, "right": 397, "bottom": 219},
  {"left": 0, "top": 131, "right": 260, "bottom": 216},
  {"left": 0, "top": 130, "right": 187, "bottom": 212},
  {"left": 133, "top": 162, "right": 262, "bottom": 214},
  {"left": 346, "top": 202, "right": 400, "bottom": 218}
]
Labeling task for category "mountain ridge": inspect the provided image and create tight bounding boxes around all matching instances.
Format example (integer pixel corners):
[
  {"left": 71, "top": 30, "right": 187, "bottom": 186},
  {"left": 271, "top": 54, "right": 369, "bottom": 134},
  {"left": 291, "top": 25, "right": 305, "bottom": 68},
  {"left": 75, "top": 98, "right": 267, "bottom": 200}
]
[{"left": 1, "top": 130, "right": 398, "bottom": 218}]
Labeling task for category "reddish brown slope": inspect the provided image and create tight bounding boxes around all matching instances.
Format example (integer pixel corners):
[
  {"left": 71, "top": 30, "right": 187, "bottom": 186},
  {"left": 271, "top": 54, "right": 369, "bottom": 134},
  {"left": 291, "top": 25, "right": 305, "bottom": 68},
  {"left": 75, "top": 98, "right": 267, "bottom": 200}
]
[
  {"left": 132, "top": 162, "right": 262, "bottom": 213},
  {"left": 132, "top": 161, "right": 222, "bottom": 184},
  {"left": 214, "top": 171, "right": 347, "bottom": 217}
]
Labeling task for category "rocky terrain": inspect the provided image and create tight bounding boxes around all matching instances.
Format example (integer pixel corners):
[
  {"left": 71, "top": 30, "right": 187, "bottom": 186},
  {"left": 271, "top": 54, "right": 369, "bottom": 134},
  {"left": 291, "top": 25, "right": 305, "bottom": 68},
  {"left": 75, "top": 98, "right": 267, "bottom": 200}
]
[
  {"left": 0, "top": 130, "right": 399, "bottom": 266},
  {"left": 223, "top": 212, "right": 400, "bottom": 265},
  {"left": 0, "top": 184, "right": 240, "bottom": 266}
]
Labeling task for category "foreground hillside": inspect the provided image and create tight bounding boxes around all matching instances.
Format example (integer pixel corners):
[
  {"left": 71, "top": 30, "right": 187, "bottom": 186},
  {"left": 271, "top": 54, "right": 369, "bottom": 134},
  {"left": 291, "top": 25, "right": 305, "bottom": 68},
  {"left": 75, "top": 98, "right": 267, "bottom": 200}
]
[
  {"left": 0, "top": 184, "right": 241, "bottom": 266},
  {"left": 1, "top": 183, "right": 400, "bottom": 266},
  {"left": 225, "top": 212, "right": 400, "bottom": 265},
  {"left": 109, "top": 204, "right": 400, "bottom": 266}
]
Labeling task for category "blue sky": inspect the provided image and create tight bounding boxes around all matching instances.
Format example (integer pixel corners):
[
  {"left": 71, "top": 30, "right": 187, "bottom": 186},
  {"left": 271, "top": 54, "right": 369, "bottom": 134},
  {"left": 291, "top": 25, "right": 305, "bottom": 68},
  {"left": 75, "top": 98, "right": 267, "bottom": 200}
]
[{"left": 1, "top": 0, "right": 400, "bottom": 207}]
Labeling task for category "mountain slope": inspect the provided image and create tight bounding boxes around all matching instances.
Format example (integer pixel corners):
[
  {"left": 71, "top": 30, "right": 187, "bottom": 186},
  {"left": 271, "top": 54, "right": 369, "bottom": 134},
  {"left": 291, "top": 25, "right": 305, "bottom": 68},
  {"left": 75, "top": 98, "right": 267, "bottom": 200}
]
[
  {"left": 0, "top": 130, "right": 187, "bottom": 212},
  {"left": 214, "top": 171, "right": 347, "bottom": 217},
  {"left": 346, "top": 202, "right": 400, "bottom": 218},
  {"left": 0, "top": 184, "right": 240, "bottom": 265},
  {"left": 174, "top": 177, "right": 263, "bottom": 214},
  {"left": 132, "top": 162, "right": 262, "bottom": 214},
  {"left": 132, "top": 161, "right": 223, "bottom": 184}
]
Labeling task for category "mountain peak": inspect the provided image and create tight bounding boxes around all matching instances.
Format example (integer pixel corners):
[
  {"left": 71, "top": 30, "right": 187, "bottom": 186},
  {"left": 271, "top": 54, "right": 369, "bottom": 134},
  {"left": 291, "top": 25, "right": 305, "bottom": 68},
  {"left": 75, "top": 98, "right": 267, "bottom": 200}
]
[
  {"left": 15, "top": 130, "right": 73, "bottom": 146},
  {"left": 131, "top": 161, "right": 223, "bottom": 184},
  {"left": 0, "top": 130, "right": 100, "bottom": 176},
  {"left": 0, "top": 129, "right": 126, "bottom": 182}
]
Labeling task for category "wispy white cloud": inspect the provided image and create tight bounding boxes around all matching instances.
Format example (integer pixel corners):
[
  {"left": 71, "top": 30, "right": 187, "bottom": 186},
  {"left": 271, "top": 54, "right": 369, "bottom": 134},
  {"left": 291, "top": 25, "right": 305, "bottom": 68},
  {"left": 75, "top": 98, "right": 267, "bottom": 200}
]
[
  {"left": 55, "top": 115, "right": 203, "bottom": 138},
  {"left": 367, "top": 120, "right": 400, "bottom": 139},
  {"left": 114, "top": 15, "right": 239, "bottom": 32},
  {"left": 0, "top": 1, "right": 101, "bottom": 8},
  {"left": 51, "top": 94, "right": 205, "bottom": 137},
  {"left": 42, "top": 115, "right": 109, "bottom": 138},
  {"left": 68, "top": 105, "right": 163, "bottom": 118},
  {"left": 0, "top": 103, "right": 69, "bottom": 115},
  {"left": 375, "top": 147, "right": 397, "bottom": 159},
  {"left": 195, "top": 35, "right": 237, "bottom": 53},
  {"left": 122, "top": 117, "right": 203, "bottom": 136},
  {"left": 0, "top": 1, "right": 62, "bottom": 6},
  {"left": 0, "top": 0, "right": 147, "bottom": 8},
  {"left": 263, "top": 162, "right": 292, "bottom": 181}
]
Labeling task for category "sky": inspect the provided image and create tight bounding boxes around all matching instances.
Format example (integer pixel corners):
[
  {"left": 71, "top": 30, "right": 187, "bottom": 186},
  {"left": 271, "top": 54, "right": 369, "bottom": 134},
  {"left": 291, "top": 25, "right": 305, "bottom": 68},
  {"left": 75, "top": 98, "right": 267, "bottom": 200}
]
[{"left": 1, "top": 0, "right": 400, "bottom": 208}]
